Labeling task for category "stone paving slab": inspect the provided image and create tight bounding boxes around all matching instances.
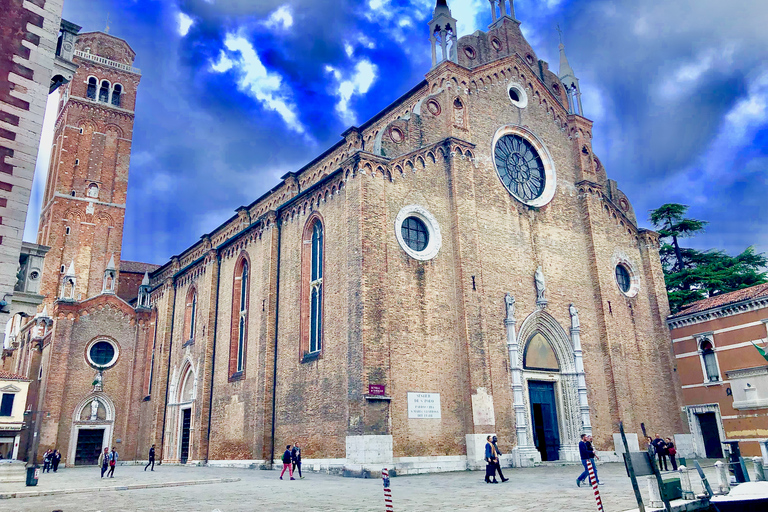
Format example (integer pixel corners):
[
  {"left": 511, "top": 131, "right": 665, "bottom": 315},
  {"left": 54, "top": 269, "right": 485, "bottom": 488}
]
[
  {"left": 0, "top": 477, "right": 240, "bottom": 500},
  {"left": 0, "top": 461, "right": 723, "bottom": 512}
]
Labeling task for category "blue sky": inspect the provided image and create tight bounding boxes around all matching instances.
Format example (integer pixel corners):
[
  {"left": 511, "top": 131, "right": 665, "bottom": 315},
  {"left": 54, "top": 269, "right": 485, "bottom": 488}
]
[{"left": 25, "top": 0, "right": 768, "bottom": 265}]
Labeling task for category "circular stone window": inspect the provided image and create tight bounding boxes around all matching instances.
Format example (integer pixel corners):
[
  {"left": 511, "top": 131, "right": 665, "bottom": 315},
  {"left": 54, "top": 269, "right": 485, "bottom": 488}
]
[
  {"left": 390, "top": 126, "right": 404, "bottom": 143},
  {"left": 526, "top": 54, "right": 535, "bottom": 65},
  {"left": 427, "top": 99, "right": 441, "bottom": 116},
  {"left": 491, "top": 37, "right": 502, "bottom": 51},
  {"left": 395, "top": 205, "right": 442, "bottom": 261},
  {"left": 464, "top": 46, "right": 476, "bottom": 59},
  {"left": 507, "top": 82, "right": 528, "bottom": 109},
  {"left": 492, "top": 125, "right": 557, "bottom": 207},
  {"left": 86, "top": 339, "right": 119, "bottom": 368},
  {"left": 614, "top": 262, "right": 639, "bottom": 297}
]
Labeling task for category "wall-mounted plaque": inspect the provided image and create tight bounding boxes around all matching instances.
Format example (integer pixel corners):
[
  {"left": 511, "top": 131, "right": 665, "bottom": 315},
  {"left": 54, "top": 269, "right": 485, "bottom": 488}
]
[
  {"left": 369, "top": 384, "right": 386, "bottom": 396},
  {"left": 407, "top": 392, "right": 441, "bottom": 419}
]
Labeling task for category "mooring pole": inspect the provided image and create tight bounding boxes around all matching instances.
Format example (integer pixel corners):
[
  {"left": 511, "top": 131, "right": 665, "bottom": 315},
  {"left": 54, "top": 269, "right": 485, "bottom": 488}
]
[{"left": 620, "top": 421, "right": 645, "bottom": 512}]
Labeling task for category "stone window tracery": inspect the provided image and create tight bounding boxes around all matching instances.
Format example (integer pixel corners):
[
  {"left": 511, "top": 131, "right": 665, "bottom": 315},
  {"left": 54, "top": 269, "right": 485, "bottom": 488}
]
[
  {"left": 229, "top": 256, "right": 249, "bottom": 378},
  {"left": 183, "top": 287, "right": 197, "bottom": 342},
  {"left": 301, "top": 216, "right": 324, "bottom": 361}
]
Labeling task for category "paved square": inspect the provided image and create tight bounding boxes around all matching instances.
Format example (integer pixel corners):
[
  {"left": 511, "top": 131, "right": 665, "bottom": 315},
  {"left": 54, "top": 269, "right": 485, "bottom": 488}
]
[{"left": 0, "top": 462, "right": 718, "bottom": 512}]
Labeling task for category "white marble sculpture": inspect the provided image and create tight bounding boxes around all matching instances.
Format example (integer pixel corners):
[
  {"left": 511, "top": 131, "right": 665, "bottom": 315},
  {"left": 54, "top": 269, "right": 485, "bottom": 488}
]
[{"left": 534, "top": 266, "right": 546, "bottom": 305}]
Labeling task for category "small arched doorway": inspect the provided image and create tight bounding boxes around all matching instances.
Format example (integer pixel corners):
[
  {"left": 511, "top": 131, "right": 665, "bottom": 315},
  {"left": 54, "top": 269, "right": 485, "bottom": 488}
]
[
  {"left": 177, "top": 365, "right": 195, "bottom": 464},
  {"left": 523, "top": 332, "right": 561, "bottom": 461},
  {"left": 68, "top": 394, "right": 115, "bottom": 466}
]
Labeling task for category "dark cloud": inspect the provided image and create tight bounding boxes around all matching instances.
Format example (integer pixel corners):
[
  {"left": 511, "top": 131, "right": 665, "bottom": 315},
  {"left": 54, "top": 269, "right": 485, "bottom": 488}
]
[{"left": 27, "top": 0, "right": 767, "bottom": 264}]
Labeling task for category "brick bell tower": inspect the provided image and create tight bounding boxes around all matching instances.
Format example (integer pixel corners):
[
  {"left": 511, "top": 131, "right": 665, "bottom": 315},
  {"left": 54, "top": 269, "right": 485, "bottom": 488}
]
[{"left": 36, "top": 31, "right": 141, "bottom": 304}]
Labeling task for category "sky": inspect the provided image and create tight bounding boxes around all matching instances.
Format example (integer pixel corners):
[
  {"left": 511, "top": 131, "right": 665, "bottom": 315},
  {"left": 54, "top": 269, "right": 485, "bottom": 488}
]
[{"left": 25, "top": 0, "right": 768, "bottom": 265}]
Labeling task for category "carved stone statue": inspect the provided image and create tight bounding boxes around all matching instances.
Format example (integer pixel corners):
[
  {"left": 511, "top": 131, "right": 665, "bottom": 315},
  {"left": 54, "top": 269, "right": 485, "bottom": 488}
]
[
  {"left": 90, "top": 398, "right": 99, "bottom": 421},
  {"left": 505, "top": 293, "right": 515, "bottom": 321},
  {"left": 534, "top": 266, "right": 546, "bottom": 304},
  {"left": 93, "top": 371, "right": 103, "bottom": 391},
  {"left": 569, "top": 304, "right": 580, "bottom": 329}
]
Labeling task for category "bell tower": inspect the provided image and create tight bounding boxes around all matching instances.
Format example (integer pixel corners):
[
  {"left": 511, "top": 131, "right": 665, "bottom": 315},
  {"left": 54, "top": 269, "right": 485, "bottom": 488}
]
[
  {"left": 36, "top": 31, "right": 141, "bottom": 305},
  {"left": 429, "top": 0, "right": 458, "bottom": 67}
]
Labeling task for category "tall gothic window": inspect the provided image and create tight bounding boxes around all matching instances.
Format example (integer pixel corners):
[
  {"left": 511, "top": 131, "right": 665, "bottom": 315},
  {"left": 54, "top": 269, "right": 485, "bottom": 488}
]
[
  {"left": 99, "top": 80, "right": 110, "bottom": 102},
  {"left": 184, "top": 287, "right": 197, "bottom": 342},
  {"left": 230, "top": 256, "right": 249, "bottom": 378},
  {"left": 111, "top": 84, "right": 122, "bottom": 107},
  {"left": 87, "top": 77, "right": 97, "bottom": 100},
  {"left": 301, "top": 216, "right": 324, "bottom": 360}
]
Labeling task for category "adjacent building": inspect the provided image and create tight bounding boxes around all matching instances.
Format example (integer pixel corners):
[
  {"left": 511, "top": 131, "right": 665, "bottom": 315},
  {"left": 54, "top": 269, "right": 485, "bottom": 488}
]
[
  {"left": 0, "top": 370, "right": 31, "bottom": 460},
  {"left": 668, "top": 283, "right": 768, "bottom": 458}
]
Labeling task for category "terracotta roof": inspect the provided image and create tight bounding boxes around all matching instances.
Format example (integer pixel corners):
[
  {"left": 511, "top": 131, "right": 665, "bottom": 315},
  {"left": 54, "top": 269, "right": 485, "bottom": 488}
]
[
  {"left": 0, "top": 370, "right": 30, "bottom": 381},
  {"left": 670, "top": 283, "right": 768, "bottom": 318},
  {"left": 119, "top": 260, "right": 161, "bottom": 274}
]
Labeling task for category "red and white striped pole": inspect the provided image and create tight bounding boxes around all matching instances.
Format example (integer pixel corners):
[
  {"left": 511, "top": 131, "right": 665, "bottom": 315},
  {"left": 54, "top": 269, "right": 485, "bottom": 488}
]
[
  {"left": 382, "top": 468, "right": 394, "bottom": 511},
  {"left": 587, "top": 459, "right": 604, "bottom": 512}
]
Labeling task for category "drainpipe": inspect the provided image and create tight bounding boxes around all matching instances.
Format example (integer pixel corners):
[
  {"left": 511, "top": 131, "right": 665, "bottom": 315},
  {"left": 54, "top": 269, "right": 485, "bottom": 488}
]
[
  {"left": 269, "top": 216, "right": 283, "bottom": 469},
  {"left": 205, "top": 252, "right": 222, "bottom": 463},
  {"left": 159, "top": 283, "right": 177, "bottom": 464}
]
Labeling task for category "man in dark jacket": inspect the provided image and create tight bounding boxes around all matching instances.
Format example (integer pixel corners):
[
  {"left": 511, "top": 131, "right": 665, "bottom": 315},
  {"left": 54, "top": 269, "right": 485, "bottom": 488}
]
[
  {"left": 491, "top": 436, "right": 509, "bottom": 482},
  {"left": 652, "top": 434, "right": 668, "bottom": 471},
  {"left": 576, "top": 434, "right": 600, "bottom": 486},
  {"left": 145, "top": 444, "right": 156, "bottom": 471},
  {"left": 484, "top": 435, "right": 498, "bottom": 483},
  {"left": 291, "top": 443, "right": 303, "bottom": 479}
]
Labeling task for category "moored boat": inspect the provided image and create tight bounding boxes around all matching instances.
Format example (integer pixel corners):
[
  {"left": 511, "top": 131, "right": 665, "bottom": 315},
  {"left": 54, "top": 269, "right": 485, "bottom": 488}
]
[{"left": 710, "top": 481, "right": 768, "bottom": 512}]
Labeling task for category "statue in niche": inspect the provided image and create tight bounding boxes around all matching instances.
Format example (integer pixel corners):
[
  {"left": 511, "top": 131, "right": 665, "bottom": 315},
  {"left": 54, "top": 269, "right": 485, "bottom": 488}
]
[
  {"left": 93, "top": 371, "right": 103, "bottom": 391},
  {"left": 569, "top": 304, "right": 580, "bottom": 329},
  {"left": 534, "top": 266, "right": 546, "bottom": 305},
  {"left": 505, "top": 293, "right": 515, "bottom": 321},
  {"left": 90, "top": 398, "right": 100, "bottom": 421}
]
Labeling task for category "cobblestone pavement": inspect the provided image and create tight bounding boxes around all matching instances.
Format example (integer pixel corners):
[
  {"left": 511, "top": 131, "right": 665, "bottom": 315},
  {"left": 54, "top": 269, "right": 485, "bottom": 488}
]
[{"left": 0, "top": 461, "right": 721, "bottom": 512}]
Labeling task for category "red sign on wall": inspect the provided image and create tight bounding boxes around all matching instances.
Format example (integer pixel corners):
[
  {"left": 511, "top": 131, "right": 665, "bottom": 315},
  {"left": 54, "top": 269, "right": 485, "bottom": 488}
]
[{"left": 369, "top": 384, "right": 386, "bottom": 396}]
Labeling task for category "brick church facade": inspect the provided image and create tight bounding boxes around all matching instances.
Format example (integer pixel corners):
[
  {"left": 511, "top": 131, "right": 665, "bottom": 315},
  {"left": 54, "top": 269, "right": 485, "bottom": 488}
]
[{"left": 6, "top": 0, "right": 687, "bottom": 471}]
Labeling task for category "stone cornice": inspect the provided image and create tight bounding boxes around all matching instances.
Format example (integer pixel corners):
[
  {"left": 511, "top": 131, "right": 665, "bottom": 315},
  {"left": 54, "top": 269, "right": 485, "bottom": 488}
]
[{"left": 667, "top": 295, "right": 768, "bottom": 329}]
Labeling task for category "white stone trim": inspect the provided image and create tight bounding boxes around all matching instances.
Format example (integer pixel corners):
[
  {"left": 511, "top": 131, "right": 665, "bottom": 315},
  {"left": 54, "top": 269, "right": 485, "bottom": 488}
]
[
  {"left": 672, "top": 320, "right": 768, "bottom": 342},
  {"left": 491, "top": 125, "right": 557, "bottom": 208},
  {"left": 611, "top": 251, "right": 640, "bottom": 297},
  {"left": 506, "top": 81, "right": 528, "bottom": 109},
  {"left": 394, "top": 205, "right": 442, "bottom": 261},
  {"left": 85, "top": 339, "right": 119, "bottom": 369},
  {"left": 685, "top": 403, "right": 726, "bottom": 458},
  {"left": 667, "top": 296, "right": 768, "bottom": 329},
  {"left": 681, "top": 380, "right": 730, "bottom": 389}
]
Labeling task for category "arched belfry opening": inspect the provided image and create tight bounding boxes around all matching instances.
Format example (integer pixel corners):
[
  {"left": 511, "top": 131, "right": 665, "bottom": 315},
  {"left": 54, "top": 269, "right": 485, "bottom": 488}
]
[
  {"left": 428, "top": 0, "right": 458, "bottom": 67},
  {"left": 504, "top": 301, "right": 591, "bottom": 465}
]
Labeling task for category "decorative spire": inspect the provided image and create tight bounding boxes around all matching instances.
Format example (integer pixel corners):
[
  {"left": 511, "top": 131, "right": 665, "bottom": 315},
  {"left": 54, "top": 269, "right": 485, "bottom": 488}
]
[
  {"left": 61, "top": 261, "right": 77, "bottom": 301},
  {"left": 429, "top": 0, "right": 458, "bottom": 67},
  {"left": 65, "top": 260, "right": 75, "bottom": 277},
  {"left": 137, "top": 271, "right": 151, "bottom": 309},
  {"left": 102, "top": 255, "right": 117, "bottom": 294},
  {"left": 557, "top": 29, "right": 583, "bottom": 116},
  {"left": 141, "top": 271, "right": 150, "bottom": 286},
  {"left": 106, "top": 253, "right": 116, "bottom": 271}
]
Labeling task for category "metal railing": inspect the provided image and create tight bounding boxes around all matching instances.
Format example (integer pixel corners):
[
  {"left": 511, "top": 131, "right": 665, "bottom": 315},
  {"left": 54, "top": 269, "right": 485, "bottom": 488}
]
[{"left": 74, "top": 50, "right": 141, "bottom": 75}]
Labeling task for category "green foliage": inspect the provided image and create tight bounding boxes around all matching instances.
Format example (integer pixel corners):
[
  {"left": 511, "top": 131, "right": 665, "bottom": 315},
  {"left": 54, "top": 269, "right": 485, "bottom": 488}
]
[{"left": 649, "top": 204, "right": 767, "bottom": 313}]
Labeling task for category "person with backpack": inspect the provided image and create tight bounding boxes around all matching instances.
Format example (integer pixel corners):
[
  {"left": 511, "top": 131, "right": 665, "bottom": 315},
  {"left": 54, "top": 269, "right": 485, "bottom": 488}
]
[{"left": 279, "top": 444, "right": 295, "bottom": 480}]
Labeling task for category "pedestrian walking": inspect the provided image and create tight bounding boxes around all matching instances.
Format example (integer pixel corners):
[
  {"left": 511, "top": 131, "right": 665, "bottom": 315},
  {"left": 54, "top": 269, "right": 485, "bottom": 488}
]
[
  {"left": 107, "top": 447, "right": 118, "bottom": 478},
  {"left": 42, "top": 449, "right": 52, "bottom": 473},
  {"left": 279, "top": 445, "right": 295, "bottom": 480},
  {"left": 665, "top": 437, "right": 678, "bottom": 471},
  {"left": 491, "top": 436, "right": 509, "bottom": 482},
  {"left": 145, "top": 444, "right": 156, "bottom": 471},
  {"left": 291, "top": 442, "right": 303, "bottom": 479},
  {"left": 576, "top": 434, "right": 601, "bottom": 487},
  {"left": 484, "top": 435, "right": 499, "bottom": 483},
  {"left": 652, "top": 434, "right": 668, "bottom": 471},
  {"left": 99, "top": 447, "right": 110, "bottom": 478},
  {"left": 52, "top": 449, "right": 61, "bottom": 472}
]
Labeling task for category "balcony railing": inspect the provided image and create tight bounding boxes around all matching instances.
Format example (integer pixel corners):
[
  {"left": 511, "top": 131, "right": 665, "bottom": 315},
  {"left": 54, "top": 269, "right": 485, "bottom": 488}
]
[{"left": 74, "top": 50, "right": 141, "bottom": 75}]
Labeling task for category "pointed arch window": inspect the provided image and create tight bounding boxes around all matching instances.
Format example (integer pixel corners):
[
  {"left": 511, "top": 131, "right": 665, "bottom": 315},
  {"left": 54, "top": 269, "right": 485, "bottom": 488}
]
[
  {"left": 111, "top": 84, "right": 122, "bottom": 107},
  {"left": 87, "top": 77, "right": 97, "bottom": 100},
  {"left": 301, "top": 216, "right": 324, "bottom": 361},
  {"left": 229, "top": 256, "right": 249, "bottom": 379},
  {"left": 183, "top": 287, "right": 197, "bottom": 343},
  {"left": 98, "top": 80, "right": 110, "bottom": 102}
]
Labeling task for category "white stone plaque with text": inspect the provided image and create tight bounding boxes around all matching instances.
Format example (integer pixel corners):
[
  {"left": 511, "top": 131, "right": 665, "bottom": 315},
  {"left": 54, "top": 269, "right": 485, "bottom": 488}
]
[{"left": 407, "top": 392, "right": 441, "bottom": 419}]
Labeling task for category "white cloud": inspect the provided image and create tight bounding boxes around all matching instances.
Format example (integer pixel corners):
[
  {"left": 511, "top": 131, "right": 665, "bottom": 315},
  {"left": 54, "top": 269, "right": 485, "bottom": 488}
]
[
  {"left": 325, "top": 60, "right": 378, "bottom": 125},
  {"left": 344, "top": 42, "right": 355, "bottom": 58},
  {"left": 659, "top": 45, "right": 736, "bottom": 99},
  {"left": 264, "top": 5, "right": 293, "bottom": 31},
  {"left": 176, "top": 11, "right": 194, "bottom": 37},
  {"left": 210, "top": 33, "right": 305, "bottom": 134}
]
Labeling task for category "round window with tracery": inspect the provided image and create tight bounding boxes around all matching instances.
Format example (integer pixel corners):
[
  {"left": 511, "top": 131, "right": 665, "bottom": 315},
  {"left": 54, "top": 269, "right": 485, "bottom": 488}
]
[
  {"left": 86, "top": 340, "right": 119, "bottom": 368},
  {"left": 494, "top": 134, "right": 546, "bottom": 202}
]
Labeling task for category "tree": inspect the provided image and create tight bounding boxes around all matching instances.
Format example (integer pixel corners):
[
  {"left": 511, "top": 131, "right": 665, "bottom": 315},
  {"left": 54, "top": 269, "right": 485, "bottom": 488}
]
[{"left": 649, "top": 204, "right": 768, "bottom": 313}]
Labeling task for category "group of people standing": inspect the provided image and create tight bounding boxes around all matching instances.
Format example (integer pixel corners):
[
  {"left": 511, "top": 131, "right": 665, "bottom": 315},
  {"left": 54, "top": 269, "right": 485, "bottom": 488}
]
[
  {"left": 41, "top": 449, "right": 61, "bottom": 473},
  {"left": 484, "top": 435, "right": 509, "bottom": 484},
  {"left": 576, "top": 433, "right": 601, "bottom": 487},
  {"left": 98, "top": 447, "right": 119, "bottom": 478},
  {"left": 647, "top": 434, "right": 677, "bottom": 471},
  {"left": 280, "top": 443, "right": 303, "bottom": 480}
]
